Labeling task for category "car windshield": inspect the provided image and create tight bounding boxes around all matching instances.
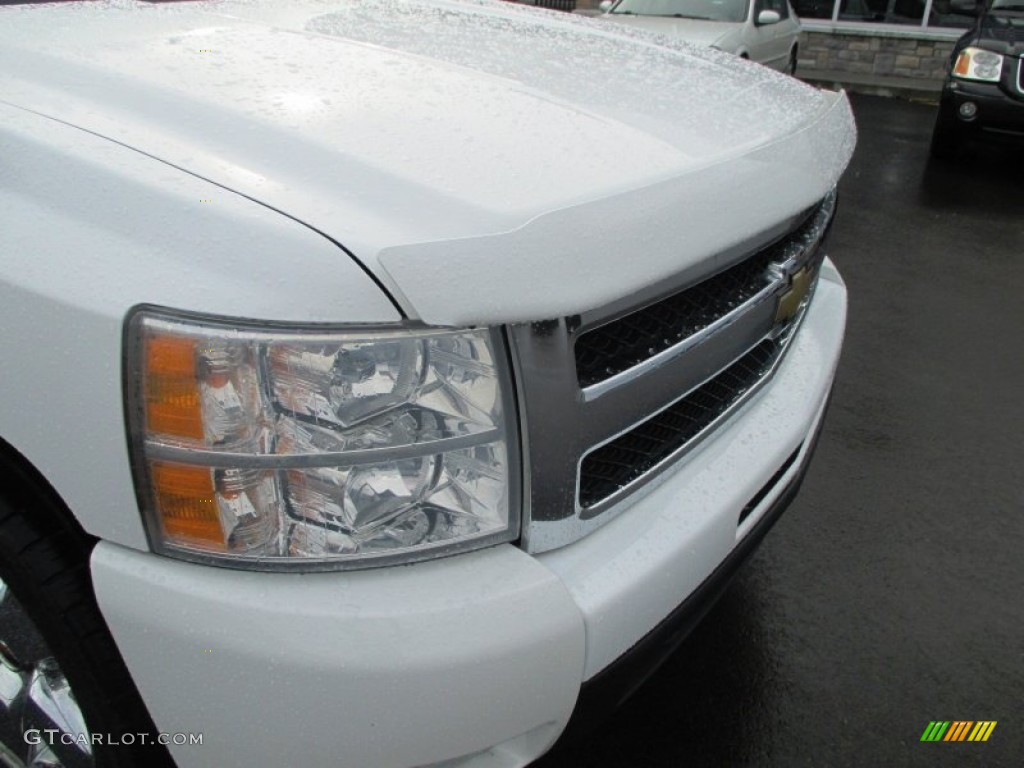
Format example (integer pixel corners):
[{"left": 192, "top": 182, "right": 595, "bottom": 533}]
[
  {"left": 610, "top": 0, "right": 750, "bottom": 22},
  {"left": 990, "top": 0, "right": 1024, "bottom": 10}
]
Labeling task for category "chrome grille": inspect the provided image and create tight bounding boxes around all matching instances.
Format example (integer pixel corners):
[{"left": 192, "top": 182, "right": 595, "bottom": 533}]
[
  {"left": 575, "top": 252, "right": 776, "bottom": 388},
  {"left": 579, "top": 338, "right": 780, "bottom": 508},
  {"left": 575, "top": 200, "right": 831, "bottom": 389},
  {"left": 510, "top": 191, "right": 837, "bottom": 554}
]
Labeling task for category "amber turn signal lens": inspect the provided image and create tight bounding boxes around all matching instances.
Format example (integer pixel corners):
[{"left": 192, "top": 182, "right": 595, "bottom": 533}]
[
  {"left": 953, "top": 52, "right": 971, "bottom": 77},
  {"left": 151, "top": 462, "right": 225, "bottom": 550},
  {"left": 145, "top": 334, "right": 204, "bottom": 440}
]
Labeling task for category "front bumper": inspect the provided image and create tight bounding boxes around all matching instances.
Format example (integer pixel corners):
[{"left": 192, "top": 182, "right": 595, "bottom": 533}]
[
  {"left": 556, "top": 399, "right": 828, "bottom": 744},
  {"left": 92, "top": 262, "right": 846, "bottom": 768},
  {"left": 944, "top": 79, "right": 1024, "bottom": 138}
]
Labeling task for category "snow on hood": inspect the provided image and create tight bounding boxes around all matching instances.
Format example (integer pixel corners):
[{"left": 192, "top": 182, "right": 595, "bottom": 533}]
[{"left": 0, "top": 0, "right": 855, "bottom": 324}]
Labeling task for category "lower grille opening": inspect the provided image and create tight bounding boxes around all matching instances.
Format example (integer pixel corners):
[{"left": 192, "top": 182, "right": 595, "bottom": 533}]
[
  {"left": 738, "top": 446, "right": 801, "bottom": 526},
  {"left": 579, "top": 338, "right": 782, "bottom": 510}
]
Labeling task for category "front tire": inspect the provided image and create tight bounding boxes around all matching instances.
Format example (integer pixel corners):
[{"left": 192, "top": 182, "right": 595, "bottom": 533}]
[{"left": 0, "top": 482, "right": 174, "bottom": 768}]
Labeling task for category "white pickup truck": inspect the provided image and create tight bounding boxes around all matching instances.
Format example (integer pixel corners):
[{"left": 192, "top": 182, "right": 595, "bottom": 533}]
[{"left": 0, "top": 1, "right": 855, "bottom": 766}]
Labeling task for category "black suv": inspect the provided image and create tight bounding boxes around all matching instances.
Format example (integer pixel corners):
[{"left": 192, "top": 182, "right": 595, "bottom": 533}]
[{"left": 931, "top": 0, "right": 1024, "bottom": 158}]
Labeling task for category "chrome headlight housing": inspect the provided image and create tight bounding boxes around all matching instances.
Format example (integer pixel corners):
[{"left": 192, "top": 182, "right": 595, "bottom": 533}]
[{"left": 125, "top": 308, "right": 519, "bottom": 570}]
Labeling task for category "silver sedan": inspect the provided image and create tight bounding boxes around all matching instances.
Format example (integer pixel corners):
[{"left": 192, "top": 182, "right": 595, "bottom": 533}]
[{"left": 597, "top": 0, "right": 803, "bottom": 73}]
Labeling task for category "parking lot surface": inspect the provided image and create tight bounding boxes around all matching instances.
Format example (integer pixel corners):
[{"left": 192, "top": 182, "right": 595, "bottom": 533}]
[{"left": 534, "top": 94, "right": 1024, "bottom": 767}]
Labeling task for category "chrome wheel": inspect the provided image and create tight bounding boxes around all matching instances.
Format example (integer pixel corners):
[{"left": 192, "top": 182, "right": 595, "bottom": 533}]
[{"left": 0, "top": 577, "right": 92, "bottom": 768}]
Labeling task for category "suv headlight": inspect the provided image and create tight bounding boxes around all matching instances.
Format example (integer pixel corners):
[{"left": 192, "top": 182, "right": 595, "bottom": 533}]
[
  {"left": 125, "top": 308, "right": 519, "bottom": 570},
  {"left": 952, "top": 47, "right": 1003, "bottom": 82}
]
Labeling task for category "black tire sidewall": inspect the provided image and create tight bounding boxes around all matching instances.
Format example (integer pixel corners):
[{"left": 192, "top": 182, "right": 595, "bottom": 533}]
[{"left": 0, "top": 495, "right": 174, "bottom": 768}]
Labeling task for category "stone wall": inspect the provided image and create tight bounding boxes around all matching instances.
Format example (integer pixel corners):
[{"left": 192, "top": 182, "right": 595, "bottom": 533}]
[{"left": 799, "top": 30, "right": 955, "bottom": 80}]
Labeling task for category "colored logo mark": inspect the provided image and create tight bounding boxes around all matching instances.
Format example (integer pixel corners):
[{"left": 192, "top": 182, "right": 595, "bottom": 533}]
[{"left": 920, "top": 721, "right": 997, "bottom": 742}]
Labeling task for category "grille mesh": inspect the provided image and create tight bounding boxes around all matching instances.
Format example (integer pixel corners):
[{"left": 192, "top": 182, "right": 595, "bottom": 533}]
[
  {"left": 573, "top": 206, "right": 826, "bottom": 388},
  {"left": 578, "top": 338, "right": 781, "bottom": 509}
]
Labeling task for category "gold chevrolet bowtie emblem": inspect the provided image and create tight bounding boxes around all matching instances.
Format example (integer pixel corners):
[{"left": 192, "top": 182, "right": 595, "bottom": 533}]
[{"left": 775, "top": 267, "right": 813, "bottom": 323}]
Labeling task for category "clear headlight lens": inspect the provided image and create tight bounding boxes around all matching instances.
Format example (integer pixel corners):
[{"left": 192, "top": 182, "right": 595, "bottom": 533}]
[
  {"left": 953, "top": 47, "right": 1003, "bottom": 82},
  {"left": 126, "top": 308, "right": 518, "bottom": 570}
]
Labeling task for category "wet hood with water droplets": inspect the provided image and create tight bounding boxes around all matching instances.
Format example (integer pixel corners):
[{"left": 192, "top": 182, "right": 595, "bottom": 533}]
[{"left": 0, "top": 0, "right": 855, "bottom": 324}]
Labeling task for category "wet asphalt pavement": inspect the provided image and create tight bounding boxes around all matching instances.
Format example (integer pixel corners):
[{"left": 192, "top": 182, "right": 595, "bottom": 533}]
[{"left": 534, "top": 94, "right": 1024, "bottom": 767}]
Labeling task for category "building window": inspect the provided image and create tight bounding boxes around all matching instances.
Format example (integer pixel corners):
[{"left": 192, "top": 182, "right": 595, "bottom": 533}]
[
  {"left": 793, "top": 0, "right": 835, "bottom": 18},
  {"left": 927, "top": 0, "right": 980, "bottom": 25},
  {"left": 839, "top": 0, "right": 924, "bottom": 23},
  {"left": 792, "top": 0, "right": 975, "bottom": 26}
]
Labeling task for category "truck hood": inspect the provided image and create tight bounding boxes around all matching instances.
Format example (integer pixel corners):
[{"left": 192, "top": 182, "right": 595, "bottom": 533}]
[{"left": 0, "top": 0, "right": 855, "bottom": 324}]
